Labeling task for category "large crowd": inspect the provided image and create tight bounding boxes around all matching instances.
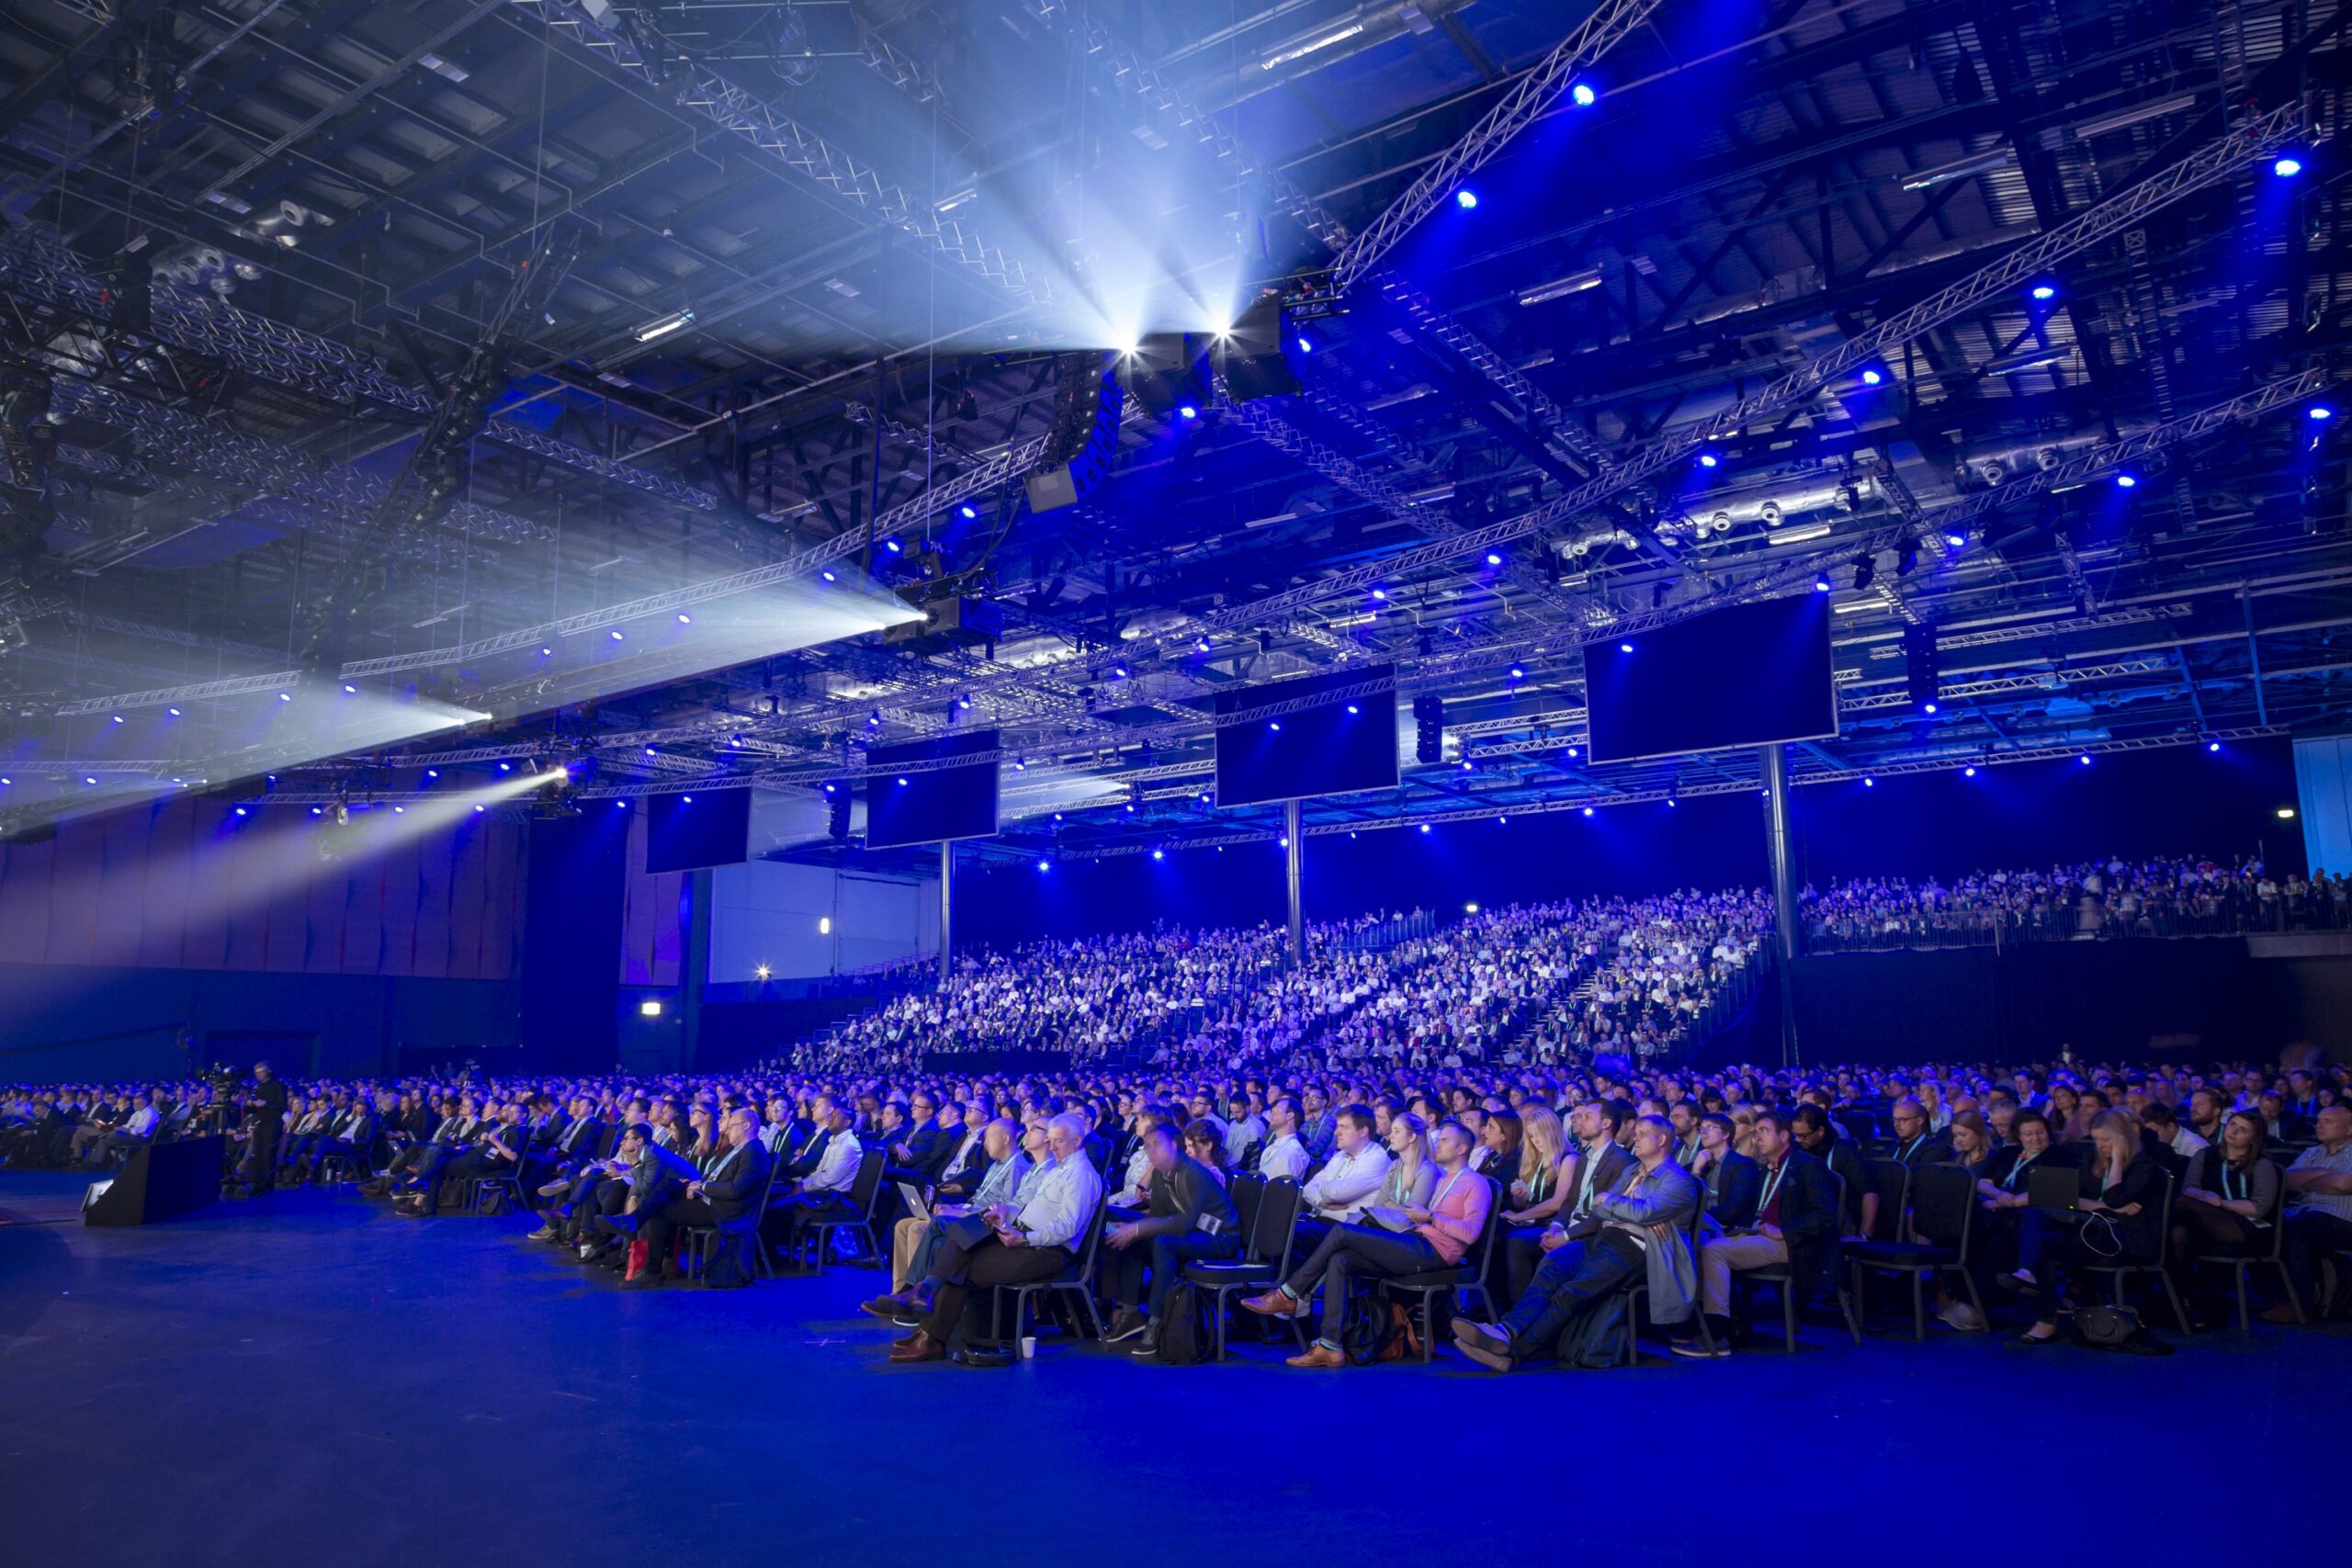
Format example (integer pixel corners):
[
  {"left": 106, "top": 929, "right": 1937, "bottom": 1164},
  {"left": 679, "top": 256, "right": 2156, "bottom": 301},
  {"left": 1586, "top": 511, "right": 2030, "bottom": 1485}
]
[
  {"left": 1803, "top": 854, "right": 2349, "bottom": 947},
  {"left": 6, "top": 1045, "right": 2345, "bottom": 1368}
]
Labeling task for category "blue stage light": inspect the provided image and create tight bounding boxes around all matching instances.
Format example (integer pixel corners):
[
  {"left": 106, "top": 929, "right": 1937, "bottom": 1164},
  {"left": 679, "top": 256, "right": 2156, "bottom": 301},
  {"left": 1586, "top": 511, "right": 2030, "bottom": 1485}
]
[
  {"left": 2311, "top": 405, "right": 2335, "bottom": 422},
  {"left": 1813, "top": 574, "right": 1832, "bottom": 592},
  {"left": 2274, "top": 155, "right": 2304, "bottom": 177},
  {"left": 1269, "top": 720, "right": 1281, "bottom": 732},
  {"left": 1419, "top": 823, "right": 1431, "bottom": 834},
  {"left": 1371, "top": 587, "right": 1387, "bottom": 602},
  {"left": 1925, "top": 702, "right": 1939, "bottom": 715},
  {"left": 110, "top": 714, "right": 123, "bottom": 724},
  {"left": 1863, "top": 777, "right": 1875, "bottom": 787},
  {"left": 167, "top": 707, "right": 181, "bottom": 716},
  {"left": 1570, "top": 82, "right": 1596, "bottom": 107},
  {"left": 2029, "top": 283, "right": 2057, "bottom": 301},
  {"left": 1346, "top": 704, "right": 1359, "bottom": 715},
  {"left": 1944, "top": 529, "right": 1967, "bottom": 549},
  {"left": 682, "top": 795, "right": 693, "bottom": 804},
  {"left": 1581, "top": 807, "right": 1594, "bottom": 817},
  {"left": 896, "top": 777, "right": 909, "bottom": 786},
  {"left": 277, "top": 691, "right": 291, "bottom": 702},
  {"left": 886, "top": 537, "right": 902, "bottom": 553},
  {"left": 1152, "top": 849, "right": 1164, "bottom": 861},
  {"left": 310, "top": 807, "right": 322, "bottom": 817},
  {"left": 540, "top": 647, "right": 551, "bottom": 656},
  {"left": 234, "top": 807, "right": 246, "bottom": 817},
  {"left": 676, "top": 614, "right": 692, "bottom": 624},
  {"left": 498, "top": 761, "right": 511, "bottom": 773},
  {"left": 1860, "top": 367, "right": 1883, "bottom": 386},
  {"left": 1037, "top": 859, "right": 1051, "bottom": 872},
  {"left": 1509, "top": 666, "right": 1525, "bottom": 679},
  {"left": 1178, "top": 404, "right": 1198, "bottom": 420},
  {"left": 1454, "top": 189, "right": 1478, "bottom": 210},
  {"left": 426, "top": 769, "right": 438, "bottom": 778},
  {"left": 1964, "top": 766, "right": 1977, "bottom": 776},
  {"left": 1619, "top": 642, "right": 1633, "bottom": 654},
  {"left": 2207, "top": 740, "right": 2222, "bottom": 752},
  {"left": 959, "top": 503, "right": 978, "bottom": 519},
  {"left": 1697, "top": 451, "right": 1718, "bottom": 468},
  {"left": 2115, "top": 473, "right": 2138, "bottom": 489},
  {"left": 1486, "top": 552, "right": 1503, "bottom": 566},
  {"left": 820, "top": 570, "right": 837, "bottom": 582},
  {"left": 609, "top": 630, "right": 624, "bottom": 640},
  {"left": 2078, "top": 755, "right": 2092, "bottom": 765}
]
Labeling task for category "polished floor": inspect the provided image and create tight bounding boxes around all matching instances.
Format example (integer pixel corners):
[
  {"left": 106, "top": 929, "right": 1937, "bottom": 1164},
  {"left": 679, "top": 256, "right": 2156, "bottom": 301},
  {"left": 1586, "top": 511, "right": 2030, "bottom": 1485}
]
[{"left": 2, "top": 1170, "right": 2344, "bottom": 1566}]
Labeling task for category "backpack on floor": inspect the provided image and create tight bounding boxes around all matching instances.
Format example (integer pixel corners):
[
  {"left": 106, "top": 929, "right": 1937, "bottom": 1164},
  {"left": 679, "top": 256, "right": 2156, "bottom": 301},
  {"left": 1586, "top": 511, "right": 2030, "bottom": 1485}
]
[
  {"left": 1555, "top": 1293, "right": 1628, "bottom": 1370},
  {"left": 1340, "top": 1293, "right": 1402, "bottom": 1365},
  {"left": 1155, "top": 1283, "right": 1206, "bottom": 1365}
]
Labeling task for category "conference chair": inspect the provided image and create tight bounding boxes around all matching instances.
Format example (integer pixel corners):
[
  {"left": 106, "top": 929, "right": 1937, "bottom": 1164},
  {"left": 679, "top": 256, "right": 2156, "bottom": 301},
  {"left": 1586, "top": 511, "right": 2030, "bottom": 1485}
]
[
  {"left": 2079, "top": 1166, "right": 2192, "bottom": 1333},
  {"left": 1180, "top": 1176, "right": 1307, "bottom": 1360},
  {"left": 1379, "top": 1175, "right": 1502, "bottom": 1362},
  {"left": 2188, "top": 1179, "right": 2301, "bottom": 1330},
  {"left": 1848, "top": 1162, "right": 1984, "bottom": 1338},
  {"left": 1739, "top": 1172, "right": 1862, "bottom": 1351},
  {"left": 684, "top": 1155, "right": 786, "bottom": 1283},
  {"left": 990, "top": 1192, "right": 1110, "bottom": 1348},
  {"left": 1618, "top": 1187, "right": 1718, "bottom": 1366},
  {"left": 793, "top": 1149, "right": 888, "bottom": 1272}
]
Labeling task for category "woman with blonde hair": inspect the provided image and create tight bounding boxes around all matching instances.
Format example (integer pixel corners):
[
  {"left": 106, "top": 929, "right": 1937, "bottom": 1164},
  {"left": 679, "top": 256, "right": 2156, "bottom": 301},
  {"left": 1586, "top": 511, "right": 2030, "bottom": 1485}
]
[
  {"left": 1497, "top": 1104, "right": 1576, "bottom": 1309},
  {"left": 2008, "top": 1108, "right": 2165, "bottom": 1344},
  {"left": 1729, "top": 1103, "right": 1761, "bottom": 1159}
]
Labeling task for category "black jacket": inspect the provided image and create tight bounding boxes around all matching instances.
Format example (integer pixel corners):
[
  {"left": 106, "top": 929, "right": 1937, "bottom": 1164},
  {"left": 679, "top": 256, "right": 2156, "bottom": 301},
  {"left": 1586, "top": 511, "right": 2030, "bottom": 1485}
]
[
  {"left": 1706, "top": 1150, "right": 1764, "bottom": 1229},
  {"left": 1129, "top": 1154, "right": 1238, "bottom": 1242},
  {"left": 1763, "top": 1147, "right": 1841, "bottom": 1296},
  {"left": 698, "top": 1138, "right": 775, "bottom": 1233}
]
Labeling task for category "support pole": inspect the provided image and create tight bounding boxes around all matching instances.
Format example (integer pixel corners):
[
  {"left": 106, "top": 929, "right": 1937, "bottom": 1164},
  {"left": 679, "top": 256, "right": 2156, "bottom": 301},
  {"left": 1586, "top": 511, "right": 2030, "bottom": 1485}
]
[
  {"left": 2244, "top": 586, "right": 2269, "bottom": 727},
  {"left": 1759, "top": 744, "right": 1801, "bottom": 1068},
  {"left": 939, "top": 840, "right": 955, "bottom": 986},
  {"left": 1285, "top": 798, "right": 1305, "bottom": 965}
]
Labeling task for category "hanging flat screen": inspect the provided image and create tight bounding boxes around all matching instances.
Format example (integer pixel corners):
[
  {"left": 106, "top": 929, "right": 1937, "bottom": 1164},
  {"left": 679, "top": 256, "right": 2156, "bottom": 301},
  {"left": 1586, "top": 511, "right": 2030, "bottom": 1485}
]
[
  {"left": 646, "top": 786, "right": 752, "bottom": 874},
  {"left": 1585, "top": 594, "right": 1838, "bottom": 764},
  {"left": 1212, "top": 664, "right": 1399, "bottom": 808},
  {"left": 865, "top": 730, "right": 1001, "bottom": 849}
]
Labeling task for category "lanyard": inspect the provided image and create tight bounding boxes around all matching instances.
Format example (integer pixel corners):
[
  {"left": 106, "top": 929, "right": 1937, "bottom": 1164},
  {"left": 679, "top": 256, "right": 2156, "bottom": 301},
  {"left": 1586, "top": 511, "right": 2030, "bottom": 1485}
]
[
  {"left": 1430, "top": 1168, "right": 1464, "bottom": 1216},
  {"left": 1756, "top": 1160, "right": 1787, "bottom": 1216},
  {"left": 2007, "top": 1155, "right": 2034, "bottom": 1190},
  {"left": 2220, "top": 1161, "right": 2245, "bottom": 1202}
]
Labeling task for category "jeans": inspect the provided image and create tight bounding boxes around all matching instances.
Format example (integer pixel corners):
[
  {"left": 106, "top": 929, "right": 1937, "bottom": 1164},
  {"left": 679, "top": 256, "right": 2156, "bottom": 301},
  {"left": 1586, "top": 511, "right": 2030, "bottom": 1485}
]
[
  {"left": 1497, "top": 1239, "right": 1640, "bottom": 1355},
  {"left": 2282, "top": 1208, "right": 2352, "bottom": 1308},
  {"left": 1107, "top": 1230, "right": 1238, "bottom": 1317},
  {"left": 1282, "top": 1224, "right": 1443, "bottom": 1348}
]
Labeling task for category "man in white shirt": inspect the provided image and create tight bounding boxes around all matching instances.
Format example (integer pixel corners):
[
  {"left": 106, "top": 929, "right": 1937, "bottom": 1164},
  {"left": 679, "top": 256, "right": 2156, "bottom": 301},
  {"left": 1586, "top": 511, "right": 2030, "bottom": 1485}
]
[
  {"left": 892, "top": 1112, "right": 1104, "bottom": 1362},
  {"left": 1300, "top": 1105, "right": 1390, "bottom": 1224},
  {"left": 1257, "top": 1097, "right": 1311, "bottom": 1182},
  {"left": 769, "top": 1105, "right": 864, "bottom": 1255}
]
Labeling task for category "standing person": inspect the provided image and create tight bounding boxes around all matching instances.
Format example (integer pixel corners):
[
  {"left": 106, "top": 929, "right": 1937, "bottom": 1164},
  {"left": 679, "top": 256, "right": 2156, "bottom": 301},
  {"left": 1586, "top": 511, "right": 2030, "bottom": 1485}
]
[{"left": 237, "top": 1062, "right": 289, "bottom": 1196}]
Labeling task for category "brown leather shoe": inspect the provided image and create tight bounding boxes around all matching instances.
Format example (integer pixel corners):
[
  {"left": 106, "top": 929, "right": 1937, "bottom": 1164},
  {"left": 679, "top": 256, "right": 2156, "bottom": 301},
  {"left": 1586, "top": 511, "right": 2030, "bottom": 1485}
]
[
  {"left": 1284, "top": 1342, "right": 1347, "bottom": 1369},
  {"left": 888, "top": 1329, "right": 944, "bottom": 1363},
  {"left": 859, "top": 1292, "right": 915, "bottom": 1321},
  {"left": 2257, "top": 1302, "right": 2303, "bottom": 1325},
  {"left": 1241, "top": 1289, "right": 1307, "bottom": 1318}
]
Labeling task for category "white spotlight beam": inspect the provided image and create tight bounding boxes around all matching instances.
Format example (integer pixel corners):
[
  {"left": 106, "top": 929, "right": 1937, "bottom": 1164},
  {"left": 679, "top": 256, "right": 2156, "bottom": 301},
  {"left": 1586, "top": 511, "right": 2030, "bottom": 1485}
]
[{"left": 1334, "top": 0, "right": 1664, "bottom": 288}]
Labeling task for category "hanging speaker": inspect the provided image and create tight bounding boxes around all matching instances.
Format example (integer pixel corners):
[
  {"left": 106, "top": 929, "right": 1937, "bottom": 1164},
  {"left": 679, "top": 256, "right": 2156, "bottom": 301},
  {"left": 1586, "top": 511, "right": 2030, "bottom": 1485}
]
[
  {"left": 1024, "top": 354, "right": 1125, "bottom": 513},
  {"left": 1413, "top": 694, "right": 1445, "bottom": 764},
  {"left": 1216, "top": 296, "right": 1306, "bottom": 403},
  {"left": 1905, "top": 625, "right": 1940, "bottom": 709}
]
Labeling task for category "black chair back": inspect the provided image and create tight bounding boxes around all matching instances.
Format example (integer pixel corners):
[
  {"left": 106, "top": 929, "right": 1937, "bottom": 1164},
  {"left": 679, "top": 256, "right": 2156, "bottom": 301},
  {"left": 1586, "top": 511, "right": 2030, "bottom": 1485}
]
[
  {"left": 1228, "top": 1172, "right": 1265, "bottom": 1248},
  {"left": 1910, "top": 1163, "right": 1975, "bottom": 1253},
  {"left": 1865, "top": 1158, "right": 1912, "bottom": 1243},
  {"left": 1250, "top": 1178, "right": 1304, "bottom": 1273}
]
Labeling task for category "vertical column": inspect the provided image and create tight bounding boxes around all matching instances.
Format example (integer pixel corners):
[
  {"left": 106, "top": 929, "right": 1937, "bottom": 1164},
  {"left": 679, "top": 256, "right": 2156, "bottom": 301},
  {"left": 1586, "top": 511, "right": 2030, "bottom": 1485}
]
[
  {"left": 1285, "top": 798, "right": 1305, "bottom": 965},
  {"left": 681, "top": 867, "right": 711, "bottom": 1072},
  {"left": 1759, "top": 743, "right": 1801, "bottom": 1068},
  {"left": 939, "top": 840, "right": 955, "bottom": 985}
]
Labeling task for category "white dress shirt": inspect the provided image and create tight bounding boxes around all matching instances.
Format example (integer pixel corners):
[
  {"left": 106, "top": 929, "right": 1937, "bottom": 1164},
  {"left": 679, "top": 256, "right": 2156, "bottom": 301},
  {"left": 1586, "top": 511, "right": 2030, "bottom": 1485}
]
[
  {"left": 2168, "top": 1125, "right": 2211, "bottom": 1159},
  {"left": 1012, "top": 1152, "right": 1104, "bottom": 1251},
  {"left": 1258, "top": 1133, "right": 1310, "bottom": 1183},
  {"left": 805, "top": 1129, "right": 863, "bottom": 1194},
  {"left": 1302, "top": 1144, "right": 1391, "bottom": 1221}
]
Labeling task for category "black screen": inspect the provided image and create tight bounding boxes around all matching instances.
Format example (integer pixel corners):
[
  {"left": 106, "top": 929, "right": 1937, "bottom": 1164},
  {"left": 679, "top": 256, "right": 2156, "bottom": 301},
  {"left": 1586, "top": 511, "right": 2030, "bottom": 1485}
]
[
  {"left": 865, "top": 730, "right": 1001, "bottom": 848},
  {"left": 1585, "top": 595, "right": 1837, "bottom": 764},
  {"left": 645, "top": 786, "right": 752, "bottom": 873},
  {"left": 1213, "top": 664, "right": 1399, "bottom": 808}
]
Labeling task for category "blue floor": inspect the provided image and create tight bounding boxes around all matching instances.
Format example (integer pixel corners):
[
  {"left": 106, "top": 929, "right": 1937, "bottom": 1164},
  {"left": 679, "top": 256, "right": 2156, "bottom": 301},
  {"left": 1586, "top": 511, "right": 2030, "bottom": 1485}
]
[{"left": 2, "top": 1171, "right": 2344, "bottom": 1565}]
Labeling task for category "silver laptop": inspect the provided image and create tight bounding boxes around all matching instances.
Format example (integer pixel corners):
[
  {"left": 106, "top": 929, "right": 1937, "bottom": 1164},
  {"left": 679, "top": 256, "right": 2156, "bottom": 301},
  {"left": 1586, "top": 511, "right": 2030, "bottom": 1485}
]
[{"left": 897, "top": 1181, "right": 931, "bottom": 1223}]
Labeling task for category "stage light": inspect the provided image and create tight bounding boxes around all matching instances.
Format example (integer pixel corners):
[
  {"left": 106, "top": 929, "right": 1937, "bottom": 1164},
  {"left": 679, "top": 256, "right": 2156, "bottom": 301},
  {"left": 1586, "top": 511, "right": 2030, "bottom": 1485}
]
[
  {"left": 645, "top": 747, "right": 657, "bottom": 757},
  {"left": 820, "top": 570, "right": 837, "bottom": 582},
  {"left": 1944, "top": 529, "right": 1968, "bottom": 549},
  {"left": 1371, "top": 587, "right": 1387, "bottom": 601},
  {"left": 1014, "top": 759, "right": 1028, "bottom": 771},
  {"left": 1570, "top": 81, "right": 1597, "bottom": 107},
  {"left": 1197, "top": 638, "right": 1212, "bottom": 652},
  {"left": 2029, "top": 283, "right": 2057, "bottom": 301},
  {"left": 754, "top": 964, "right": 771, "bottom": 981},
  {"left": 609, "top": 630, "right": 624, "bottom": 641},
  {"left": 1581, "top": 807, "right": 1594, "bottom": 817},
  {"left": 1037, "top": 858, "right": 1051, "bottom": 871},
  {"left": 2278, "top": 807, "right": 2299, "bottom": 819},
  {"left": 2078, "top": 755, "right": 2091, "bottom": 765},
  {"left": 956, "top": 694, "right": 972, "bottom": 710},
  {"left": 1346, "top": 704, "right": 1359, "bottom": 715},
  {"left": 1419, "top": 823, "right": 1431, "bottom": 834},
  {"left": 1178, "top": 403, "right": 1199, "bottom": 421},
  {"left": 277, "top": 691, "right": 291, "bottom": 702},
  {"left": 167, "top": 707, "right": 181, "bottom": 716},
  {"left": 473, "top": 805, "right": 484, "bottom": 813},
  {"left": 634, "top": 310, "right": 694, "bottom": 343},
  {"left": 639, "top": 998, "right": 663, "bottom": 1017},
  {"left": 1454, "top": 189, "right": 1478, "bottom": 210},
  {"left": 310, "top": 807, "right": 322, "bottom": 817},
  {"left": 1269, "top": 720, "right": 1281, "bottom": 732},
  {"left": 1813, "top": 574, "right": 1832, "bottom": 593},
  {"left": 1567, "top": 747, "right": 1578, "bottom": 758},
  {"left": 426, "top": 769, "right": 439, "bottom": 778},
  {"left": 2115, "top": 473, "right": 2138, "bottom": 489},
  {"left": 1697, "top": 451, "right": 1719, "bottom": 468},
  {"left": 1464, "top": 901, "right": 1479, "bottom": 913},
  {"left": 2274, "top": 155, "right": 2304, "bottom": 177},
  {"left": 1860, "top": 367, "right": 1883, "bottom": 386},
  {"left": 1295, "top": 335, "right": 1313, "bottom": 354},
  {"left": 110, "top": 714, "right": 123, "bottom": 724},
  {"left": 2208, "top": 740, "right": 2222, "bottom": 752},
  {"left": 896, "top": 777, "right": 909, "bottom": 786},
  {"left": 1509, "top": 666, "right": 1525, "bottom": 679},
  {"left": 1152, "top": 849, "right": 1164, "bottom": 861},
  {"left": 616, "top": 800, "right": 628, "bottom": 809},
  {"left": 1668, "top": 798, "right": 1677, "bottom": 807},
  {"left": 1964, "top": 766, "right": 1977, "bottom": 776},
  {"left": 818, "top": 918, "right": 830, "bottom": 935},
  {"left": 677, "top": 614, "right": 692, "bottom": 624},
  {"left": 392, "top": 806, "right": 404, "bottom": 815},
  {"left": 1278, "top": 836, "right": 1289, "bottom": 848},
  {"left": 234, "top": 807, "right": 246, "bottom": 816},
  {"left": 499, "top": 761, "right": 512, "bottom": 772},
  {"left": 886, "top": 537, "right": 903, "bottom": 553},
  {"left": 1925, "top": 701, "right": 1939, "bottom": 715},
  {"left": 1863, "top": 777, "right": 1875, "bottom": 787},
  {"left": 1619, "top": 642, "right": 1634, "bottom": 653},
  {"left": 1461, "top": 760, "right": 1473, "bottom": 772},
  {"left": 84, "top": 775, "right": 96, "bottom": 785},
  {"left": 2310, "top": 405, "right": 2334, "bottom": 422},
  {"left": 682, "top": 795, "right": 694, "bottom": 804},
  {"left": 1486, "top": 552, "right": 1503, "bottom": 567},
  {"left": 540, "top": 647, "right": 551, "bottom": 656},
  {"left": 958, "top": 503, "right": 978, "bottom": 519}
]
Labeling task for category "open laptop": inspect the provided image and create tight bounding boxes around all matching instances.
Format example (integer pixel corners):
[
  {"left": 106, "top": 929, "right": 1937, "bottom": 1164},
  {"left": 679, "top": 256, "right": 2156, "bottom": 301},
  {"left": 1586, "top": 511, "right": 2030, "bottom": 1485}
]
[
  {"left": 896, "top": 1182, "right": 931, "bottom": 1224},
  {"left": 2027, "top": 1165, "right": 2081, "bottom": 1211}
]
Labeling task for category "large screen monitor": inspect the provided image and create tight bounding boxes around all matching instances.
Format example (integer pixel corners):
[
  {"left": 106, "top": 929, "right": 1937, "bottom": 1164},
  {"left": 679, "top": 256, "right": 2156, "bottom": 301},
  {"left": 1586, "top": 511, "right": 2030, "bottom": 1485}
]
[
  {"left": 1585, "top": 594, "right": 1837, "bottom": 764},
  {"left": 645, "top": 786, "right": 752, "bottom": 873},
  {"left": 865, "top": 730, "right": 1001, "bottom": 849},
  {"left": 1212, "top": 664, "right": 1399, "bottom": 808}
]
